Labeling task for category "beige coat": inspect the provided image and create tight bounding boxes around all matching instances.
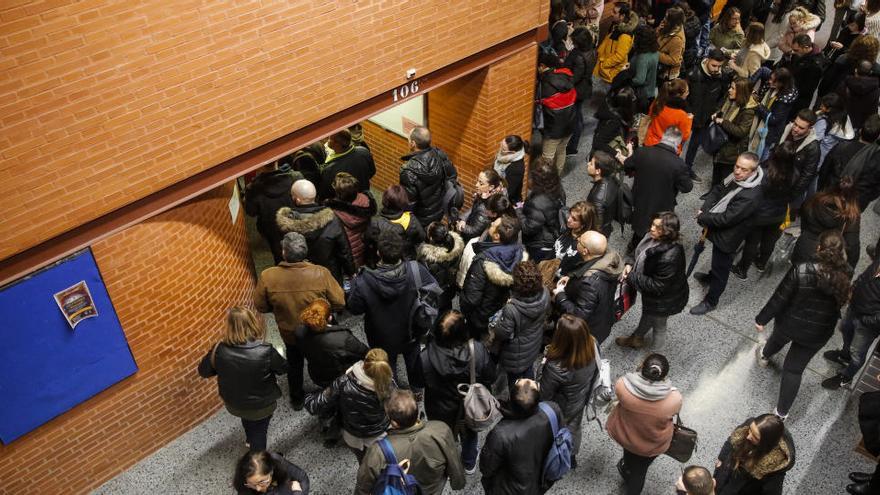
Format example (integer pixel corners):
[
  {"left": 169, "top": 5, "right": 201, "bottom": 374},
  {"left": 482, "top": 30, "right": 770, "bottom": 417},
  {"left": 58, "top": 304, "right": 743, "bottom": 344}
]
[{"left": 657, "top": 26, "right": 686, "bottom": 79}]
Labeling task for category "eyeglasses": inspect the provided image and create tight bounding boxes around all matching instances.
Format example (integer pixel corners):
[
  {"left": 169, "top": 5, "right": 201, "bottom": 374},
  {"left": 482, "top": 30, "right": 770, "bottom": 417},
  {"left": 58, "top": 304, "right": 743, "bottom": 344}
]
[{"left": 245, "top": 477, "right": 272, "bottom": 489}]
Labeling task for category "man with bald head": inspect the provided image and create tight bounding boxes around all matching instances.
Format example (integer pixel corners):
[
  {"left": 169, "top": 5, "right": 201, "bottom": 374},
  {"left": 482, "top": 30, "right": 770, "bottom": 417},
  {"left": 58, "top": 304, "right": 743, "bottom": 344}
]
[
  {"left": 276, "top": 179, "right": 354, "bottom": 284},
  {"left": 553, "top": 230, "right": 623, "bottom": 343},
  {"left": 400, "top": 126, "right": 460, "bottom": 225}
]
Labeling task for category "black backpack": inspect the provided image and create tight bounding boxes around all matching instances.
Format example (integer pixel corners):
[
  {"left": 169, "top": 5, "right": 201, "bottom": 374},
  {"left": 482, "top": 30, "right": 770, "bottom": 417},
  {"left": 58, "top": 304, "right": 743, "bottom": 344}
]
[{"left": 406, "top": 261, "right": 443, "bottom": 339}]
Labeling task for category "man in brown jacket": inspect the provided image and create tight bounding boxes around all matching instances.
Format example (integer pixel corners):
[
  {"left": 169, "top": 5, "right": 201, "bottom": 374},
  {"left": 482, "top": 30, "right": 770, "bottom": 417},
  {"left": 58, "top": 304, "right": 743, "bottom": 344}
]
[
  {"left": 355, "top": 390, "right": 465, "bottom": 495},
  {"left": 255, "top": 232, "right": 345, "bottom": 409}
]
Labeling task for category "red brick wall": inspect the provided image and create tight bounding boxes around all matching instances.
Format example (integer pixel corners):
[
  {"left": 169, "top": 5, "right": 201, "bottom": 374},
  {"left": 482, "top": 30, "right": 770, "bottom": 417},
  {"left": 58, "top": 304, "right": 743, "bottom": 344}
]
[
  {"left": 0, "top": 182, "right": 255, "bottom": 494},
  {"left": 362, "top": 120, "right": 410, "bottom": 194},
  {"left": 0, "top": 0, "right": 544, "bottom": 261}
]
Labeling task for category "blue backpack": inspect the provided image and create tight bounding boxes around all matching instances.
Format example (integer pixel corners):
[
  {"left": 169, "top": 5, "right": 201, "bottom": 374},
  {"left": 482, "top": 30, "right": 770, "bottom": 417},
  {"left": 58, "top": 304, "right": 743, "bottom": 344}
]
[
  {"left": 372, "top": 438, "right": 421, "bottom": 495},
  {"left": 538, "top": 402, "right": 573, "bottom": 484}
]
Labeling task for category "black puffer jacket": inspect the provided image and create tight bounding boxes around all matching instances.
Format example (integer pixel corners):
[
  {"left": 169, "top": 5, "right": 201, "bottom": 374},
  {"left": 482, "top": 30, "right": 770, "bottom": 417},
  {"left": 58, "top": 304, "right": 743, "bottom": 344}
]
[
  {"left": 851, "top": 258, "right": 880, "bottom": 328},
  {"left": 791, "top": 200, "right": 860, "bottom": 269},
  {"left": 318, "top": 146, "right": 376, "bottom": 201},
  {"left": 756, "top": 262, "right": 847, "bottom": 347},
  {"left": 591, "top": 100, "right": 628, "bottom": 156},
  {"left": 785, "top": 129, "right": 820, "bottom": 200},
  {"left": 555, "top": 251, "right": 624, "bottom": 344},
  {"left": 364, "top": 209, "right": 425, "bottom": 265},
  {"left": 565, "top": 48, "right": 596, "bottom": 102},
  {"left": 587, "top": 177, "right": 620, "bottom": 237},
  {"left": 417, "top": 340, "right": 496, "bottom": 427},
  {"left": 628, "top": 241, "right": 688, "bottom": 316},
  {"left": 685, "top": 62, "right": 726, "bottom": 128},
  {"left": 198, "top": 341, "right": 287, "bottom": 412},
  {"left": 294, "top": 324, "right": 369, "bottom": 388},
  {"left": 521, "top": 193, "right": 564, "bottom": 253},
  {"left": 400, "top": 147, "right": 458, "bottom": 225},
  {"left": 698, "top": 177, "right": 763, "bottom": 254},
  {"left": 459, "top": 194, "right": 493, "bottom": 241},
  {"left": 480, "top": 401, "right": 563, "bottom": 495},
  {"left": 492, "top": 289, "right": 551, "bottom": 373},
  {"left": 276, "top": 204, "right": 355, "bottom": 284},
  {"left": 714, "top": 418, "right": 796, "bottom": 495},
  {"left": 752, "top": 169, "right": 794, "bottom": 226},
  {"left": 460, "top": 244, "right": 529, "bottom": 333},
  {"left": 244, "top": 169, "right": 298, "bottom": 262},
  {"left": 539, "top": 359, "right": 596, "bottom": 423},
  {"left": 304, "top": 361, "right": 391, "bottom": 439}
]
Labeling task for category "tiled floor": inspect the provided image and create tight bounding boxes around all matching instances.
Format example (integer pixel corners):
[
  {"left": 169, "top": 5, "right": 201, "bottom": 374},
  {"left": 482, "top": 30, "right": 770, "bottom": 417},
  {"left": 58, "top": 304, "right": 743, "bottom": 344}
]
[{"left": 93, "top": 100, "right": 879, "bottom": 494}]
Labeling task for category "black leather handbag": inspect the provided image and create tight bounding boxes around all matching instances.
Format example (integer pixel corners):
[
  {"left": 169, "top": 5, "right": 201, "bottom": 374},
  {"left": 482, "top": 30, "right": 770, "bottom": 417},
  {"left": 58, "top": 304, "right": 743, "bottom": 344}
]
[{"left": 666, "top": 414, "right": 698, "bottom": 462}]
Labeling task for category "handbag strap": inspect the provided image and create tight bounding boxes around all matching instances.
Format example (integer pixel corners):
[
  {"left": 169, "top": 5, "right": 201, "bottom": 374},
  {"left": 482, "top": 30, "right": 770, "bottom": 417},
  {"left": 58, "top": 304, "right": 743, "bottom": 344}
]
[
  {"left": 468, "top": 339, "right": 476, "bottom": 385},
  {"left": 538, "top": 402, "right": 559, "bottom": 436},
  {"left": 379, "top": 438, "right": 398, "bottom": 465}
]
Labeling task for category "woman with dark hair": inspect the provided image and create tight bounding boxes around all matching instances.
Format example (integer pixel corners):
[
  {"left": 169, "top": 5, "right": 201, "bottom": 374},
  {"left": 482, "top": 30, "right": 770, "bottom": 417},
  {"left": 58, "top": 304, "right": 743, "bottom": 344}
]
[
  {"left": 733, "top": 142, "right": 797, "bottom": 278},
  {"left": 644, "top": 79, "right": 692, "bottom": 152},
  {"left": 629, "top": 26, "right": 660, "bottom": 109},
  {"left": 539, "top": 315, "right": 598, "bottom": 466},
  {"left": 417, "top": 222, "right": 465, "bottom": 314},
  {"left": 490, "top": 260, "right": 551, "bottom": 393},
  {"left": 656, "top": 7, "right": 686, "bottom": 80},
  {"left": 818, "top": 34, "right": 880, "bottom": 98},
  {"left": 711, "top": 77, "right": 759, "bottom": 186},
  {"left": 729, "top": 22, "right": 771, "bottom": 79},
  {"left": 750, "top": 68, "right": 798, "bottom": 158},
  {"left": 678, "top": 2, "right": 702, "bottom": 73},
  {"left": 756, "top": 230, "right": 853, "bottom": 419},
  {"left": 565, "top": 27, "right": 597, "bottom": 155},
  {"left": 521, "top": 158, "right": 567, "bottom": 261},
  {"left": 592, "top": 86, "right": 638, "bottom": 155},
  {"left": 233, "top": 450, "right": 310, "bottom": 495},
  {"left": 325, "top": 172, "right": 377, "bottom": 269},
  {"left": 457, "top": 169, "right": 506, "bottom": 241},
  {"left": 713, "top": 414, "right": 795, "bottom": 494},
  {"left": 416, "top": 310, "right": 495, "bottom": 473},
  {"left": 587, "top": 151, "right": 621, "bottom": 237},
  {"left": 710, "top": 7, "right": 745, "bottom": 53},
  {"left": 814, "top": 93, "right": 855, "bottom": 169},
  {"left": 364, "top": 184, "right": 425, "bottom": 266},
  {"left": 607, "top": 353, "right": 683, "bottom": 495},
  {"left": 198, "top": 307, "right": 287, "bottom": 452},
  {"left": 493, "top": 135, "right": 528, "bottom": 204},
  {"left": 824, "top": 11, "right": 866, "bottom": 58},
  {"left": 791, "top": 177, "right": 861, "bottom": 269},
  {"left": 554, "top": 201, "right": 601, "bottom": 274},
  {"left": 616, "top": 211, "right": 688, "bottom": 349}
]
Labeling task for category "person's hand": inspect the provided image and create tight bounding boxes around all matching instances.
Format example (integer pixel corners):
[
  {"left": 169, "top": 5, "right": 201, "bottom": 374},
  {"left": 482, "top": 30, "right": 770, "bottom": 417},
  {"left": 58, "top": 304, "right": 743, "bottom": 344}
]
[
  {"left": 696, "top": 209, "right": 703, "bottom": 218},
  {"left": 715, "top": 459, "right": 722, "bottom": 468},
  {"left": 554, "top": 276, "right": 570, "bottom": 295},
  {"left": 615, "top": 149, "right": 628, "bottom": 163},
  {"left": 755, "top": 323, "right": 765, "bottom": 332},
  {"left": 456, "top": 220, "right": 466, "bottom": 231},
  {"left": 714, "top": 116, "right": 724, "bottom": 125},
  {"left": 290, "top": 481, "right": 302, "bottom": 492},
  {"left": 621, "top": 264, "right": 632, "bottom": 280},
  {"left": 830, "top": 41, "right": 843, "bottom": 49}
]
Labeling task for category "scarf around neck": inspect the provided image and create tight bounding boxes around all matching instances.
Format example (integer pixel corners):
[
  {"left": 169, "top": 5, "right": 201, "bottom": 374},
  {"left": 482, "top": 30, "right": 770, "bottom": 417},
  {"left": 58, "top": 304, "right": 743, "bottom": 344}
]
[
  {"left": 633, "top": 234, "right": 661, "bottom": 278},
  {"left": 493, "top": 148, "right": 526, "bottom": 177},
  {"left": 710, "top": 166, "right": 764, "bottom": 214},
  {"left": 623, "top": 372, "right": 675, "bottom": 401}
]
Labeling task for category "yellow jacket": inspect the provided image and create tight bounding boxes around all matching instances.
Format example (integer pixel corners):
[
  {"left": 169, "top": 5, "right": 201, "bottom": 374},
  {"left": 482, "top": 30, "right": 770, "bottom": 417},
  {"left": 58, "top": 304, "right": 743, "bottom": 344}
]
[{"left": 594, "top": 32, "right": 633, "bottom": 83}]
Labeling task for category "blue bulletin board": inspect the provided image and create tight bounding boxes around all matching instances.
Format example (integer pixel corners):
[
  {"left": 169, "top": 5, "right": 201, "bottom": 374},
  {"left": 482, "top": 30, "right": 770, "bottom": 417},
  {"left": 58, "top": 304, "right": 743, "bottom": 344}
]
[{"left": 0, "top": 249, "right": 137, "bottom": 444}]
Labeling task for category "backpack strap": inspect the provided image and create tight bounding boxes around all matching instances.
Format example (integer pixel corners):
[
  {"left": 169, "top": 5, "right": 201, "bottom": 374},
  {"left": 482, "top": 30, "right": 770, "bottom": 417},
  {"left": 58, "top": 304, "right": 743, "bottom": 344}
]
[
  {"left": 409, "top": 260, "right": 422, "bottom": 289},
  {"left": 406, "top": 261, "right": 422, "bottom": 336},
  {"left": 378, "top": 438, "right": 398, "bottom": 466},
  {"left": 538, "top": 402, "right": 559, "bottom": 436},
  {"left": 468, "top": 339, "right": 476, "bottom": 385}
]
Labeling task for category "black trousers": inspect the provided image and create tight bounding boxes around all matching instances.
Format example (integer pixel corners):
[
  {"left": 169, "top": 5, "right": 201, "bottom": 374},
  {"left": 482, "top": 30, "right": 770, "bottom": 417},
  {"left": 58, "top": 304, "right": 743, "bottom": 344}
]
[
  {"left": 739, "top": 223, "right": 783, "bottom": 270},
  {"left": 622, "top": 449, "right": 658, "bottom": 495},
  {"left": 284, "top": 342, "right": 305, "bottom": 402},
  {"left": 762, "top": 330, "right": 823, "bottom": 415},
  {"left": 242, "top": 415, "right": 272, "bottom": 452},
  {"left": 707, "top": 245, "right": 735, "bottom": 306}
]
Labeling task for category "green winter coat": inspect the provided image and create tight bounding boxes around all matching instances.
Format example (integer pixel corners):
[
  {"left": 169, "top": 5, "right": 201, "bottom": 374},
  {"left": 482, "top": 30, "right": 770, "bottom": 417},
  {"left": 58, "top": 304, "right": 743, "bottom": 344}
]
[{"left": 715, "top": 97, "right": 758, "bottom": 165}]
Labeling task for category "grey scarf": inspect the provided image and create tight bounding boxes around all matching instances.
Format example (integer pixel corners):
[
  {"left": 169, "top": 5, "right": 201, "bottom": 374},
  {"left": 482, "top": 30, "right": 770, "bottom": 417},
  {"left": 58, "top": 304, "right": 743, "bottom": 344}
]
[
  {"left": 622, "top": 372, "right": 675, "bottom": 401},
  {"left": 632, "top": 233, "right": 661, "bottom": 278},
  {"left": 710, "top": 166, "right": 764, "bottom": 214},
  {"left": 493, "top": 148, "right": 525, "bottom": 178}
]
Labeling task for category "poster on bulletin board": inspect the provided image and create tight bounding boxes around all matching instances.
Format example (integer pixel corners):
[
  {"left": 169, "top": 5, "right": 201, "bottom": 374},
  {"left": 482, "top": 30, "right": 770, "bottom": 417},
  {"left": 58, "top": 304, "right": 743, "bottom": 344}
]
[{"left": 0, "top": 249, "right": 137, "bottom": 444}]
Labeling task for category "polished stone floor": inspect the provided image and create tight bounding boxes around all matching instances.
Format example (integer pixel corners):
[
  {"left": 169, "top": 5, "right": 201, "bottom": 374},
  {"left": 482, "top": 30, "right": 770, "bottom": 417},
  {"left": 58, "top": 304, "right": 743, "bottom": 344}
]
[{"left": 94, "top": 100, "right": 879, "bottom": 495}]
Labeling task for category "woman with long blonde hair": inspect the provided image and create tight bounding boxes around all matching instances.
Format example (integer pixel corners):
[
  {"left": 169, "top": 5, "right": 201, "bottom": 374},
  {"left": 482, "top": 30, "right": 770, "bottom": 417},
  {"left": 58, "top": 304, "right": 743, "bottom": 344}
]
[{"left": 198, "top": 307, "right": 288, "bottom": 452}]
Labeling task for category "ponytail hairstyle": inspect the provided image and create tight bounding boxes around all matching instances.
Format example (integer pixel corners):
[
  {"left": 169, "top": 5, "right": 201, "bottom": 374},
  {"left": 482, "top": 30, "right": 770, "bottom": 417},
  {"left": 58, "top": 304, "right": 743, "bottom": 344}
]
[
  {"left": 818, "top": 93, "right": 848, "bottom": 133},
  {"left": 731, "top": 414, "right": 785, "bottom": 472},
  {"left": 503, "top": 135, "right": 529, "bottom": 156},
  {"left": 640, "top": 353, "right": 670, "bottom": 381},
  {"left": 363, "top": 348, "right": 393, "bottom": 401},
  {"left": 813, "top": 230, "right": 853, "bottom": 307},
  {"left": 764, "top": 141, "right": 796, "bottom": 194},
  {"left": 651, "top": 79, "right": 689, "bottom": 116},
  {"left": 299, "top": 299, "right": 331, "bottom": 332},
  {"left": 426, "top": 221, "right": 455, "bottom": 251}
]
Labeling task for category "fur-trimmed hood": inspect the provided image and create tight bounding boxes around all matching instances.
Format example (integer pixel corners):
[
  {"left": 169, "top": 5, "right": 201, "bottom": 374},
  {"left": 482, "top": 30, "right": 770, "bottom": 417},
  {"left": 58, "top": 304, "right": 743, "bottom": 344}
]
[
  {"left": 778, "top": 124, "right": 818, "bottom": 152},
  {"left": 417, "top": 232, "right": 464, "bottom": 264},
  {"left": 276, "top": 204, "right": 336, "bottom": 234},
  {"left": 483, "top": 250, "right": 529, "bottom": 287},
  {"left": 729, "top": 424, "right": 796, "bottom": 479}
]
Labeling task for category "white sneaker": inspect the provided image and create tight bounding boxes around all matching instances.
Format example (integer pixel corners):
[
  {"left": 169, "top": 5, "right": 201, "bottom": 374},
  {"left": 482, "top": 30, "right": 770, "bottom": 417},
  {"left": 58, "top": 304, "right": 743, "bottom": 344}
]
[
  {"left": 756, "top": 343, "right": 770, "bottom": 367},
  {"left": 773, "top": 408, "right": 788, "bottom": 421}
]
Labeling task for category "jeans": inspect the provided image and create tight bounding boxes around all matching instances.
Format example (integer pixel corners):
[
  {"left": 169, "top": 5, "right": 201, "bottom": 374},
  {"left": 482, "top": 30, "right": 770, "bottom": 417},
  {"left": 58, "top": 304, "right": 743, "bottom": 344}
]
[
  {"left": 706, "top": 245, "right": 735, "bottom": 306},
  {"left": 684, "top": 126, "right": 707, "bottom": 170},
  {"left": 739, "top": 223, "right": 783, "bottom": 270},
  {"left": 762, "top": 330, "right": 822, "bottom": 415},
  {"left": 632, "top": 312, "right": 668, "bottom": 348},
  {"left": 541, "top": 134, "right": 572, "bottom": 174},
  {"left": 506, "top": 365, "right": 535, "bottom": 396},
  {"left": 242, "top": 415, "right": 272, "bottom": 452},
  {"left": 566, "top": 100, "right": 585, "bottom": 155},
  {"left": 698, "top": 17, "right": 710, "bottom": 57},
  {"left": 388, "top": 341, "right": 421, "bottom": 389},
  {"left": 621, "top": 449, "right": 658, "bottom": 495},
  {"left": 461, "top": 427, "right": 479, "bottom": 469},
  {"left": 842, "top": 312, "right": 880, "bottom": 380},
  {"left": 284, "top": 342, "right": 305, "bottom": 402}
]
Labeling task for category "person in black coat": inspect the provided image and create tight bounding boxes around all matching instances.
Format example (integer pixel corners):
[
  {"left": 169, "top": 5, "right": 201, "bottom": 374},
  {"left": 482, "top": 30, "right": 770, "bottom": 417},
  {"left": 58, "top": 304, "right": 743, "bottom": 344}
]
[
  {"left": 318, "top": 129, "right": 375, "bottom": 201},
  {"left": 491, "top": 261, "right": 551, "bottom": 391},
  {"left": 755, "top": 231, "right": 852, "bottom": 418},
  {"left": 461, "top": 215, "right": 529, "bottom": 338},
  {"left": 538, "top": 50, "right": 577, "bottom": 173},
  {"left": 416, "top": 310, "right": 496, "bottom": 472},
  {"left": 493, "top": 135, "right": 528, "bottom": 204},
  {"left": 839, "top": 60, "right": 880, "bottom": 131},
  {"left": 617, "top": 212, "right": 688, "bottom": 349},
  {"left": 554, "top": 231, "right": 624, "bottom": 344},
  {"left": 623, "top": 127, "right": 693, "bottom": 255},
  {"left": 774, "top": 36, "right": 824, "bottom": 119},
  {"left": 276, "top": 180, "right": 355, "bottom": 285},
  {"left": 244, "top": 165, "right": 301, "bottom": 265},
  {"left": 791, "top": 178, "right": 861, "bottom": 270},
  {"left": 847, "top": 391, "right": 880, "bottom": 494},
  {"left": 713, "top": 414, "right": 796, "bottom": 495},
  {"left": 280, "top": 143, "right": 324, "bottom": 190},
  {"left": 234, "top": 450, "right": 310, "bottom": 495},
  {"left": 458, "top": 171, "right": 508, "bottom": 241},
  {"left": 480, "top": 379, "right": 563, "bottom": 495},
  {"left": 305, "top": 348, "right": 394, "bottom": 462},
  {"left": 364, "top": 184, "right": 425, "bottom": 266},
  {"left": 520, "top": 159, "right": 565, "bottom": 262},
  {"left": 691, "top": 153, "right": 763, "bottom": 315},
  {"left": 586, "top": 151, "right": 621, "bottom": 238},
  {"left": 564, "top": 27, "right": 597, "bottom": 156},
  {"left": 417, "top": 223, "right": 465, "bottom": 315},
  {"left": 399, "top": 126, "right": 459, "bottom": 226},
  {"left": 348, "top": 231, "right": 437, "bottom": 387},
  {"left": 591, "top": 87, "right": 637, "bottom": 157},
  {"left": 683, "top": 52, "right": 728, "bottom": 174},
  {"left": 818, "top": 116, "right": 880, "bottom": 192},
  {"left": 770, "top": 111, "right": 820, "bottom": 214},
  {"left": 198, "top": 307, "right": 288, "bottom": 452}
]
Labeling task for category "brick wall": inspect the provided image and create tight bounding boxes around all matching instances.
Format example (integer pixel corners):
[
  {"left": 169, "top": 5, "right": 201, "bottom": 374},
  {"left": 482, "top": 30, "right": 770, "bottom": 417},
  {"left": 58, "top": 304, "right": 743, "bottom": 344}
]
[
  {"left": 0, "top": 182, "right": 255, "bottom": 494},
  {"left": 0, "top": 0, "right": 544, "bottom": 261},
  {"left": 362, "top": 120, "right": 410, "bottom": 194}
]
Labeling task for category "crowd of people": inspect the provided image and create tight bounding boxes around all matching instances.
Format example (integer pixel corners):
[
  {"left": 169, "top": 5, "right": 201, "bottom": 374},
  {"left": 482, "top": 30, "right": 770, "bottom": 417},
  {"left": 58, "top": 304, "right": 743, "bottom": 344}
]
[{"left": 195, "top": 0, "right": 880, "bottom": 493}]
